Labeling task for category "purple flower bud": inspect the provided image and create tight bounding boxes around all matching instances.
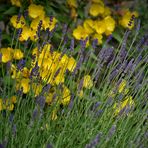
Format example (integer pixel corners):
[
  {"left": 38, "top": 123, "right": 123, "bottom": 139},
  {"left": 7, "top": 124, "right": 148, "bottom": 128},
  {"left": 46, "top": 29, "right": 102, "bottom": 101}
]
[
  {"left": 24, "top": 10, "right": 28, "bottom": 18},
  {"left": 17, "top": 59, "right": 26, "bottom": 71},
  {"left": 68, "top": 93, "right": 74, "bottom": 109},
  {"left": 78, "top": 78, "right": 84, "bottom": 94},
  {"left": 16, "top": 12, "right": 21, "bottom": 24},
  {"left": 46, "top": 143, "right": 53, "bottom": 148},
  {"left": 92, "top": 102, "right": 101, "bottom": 111},
  {"left": 107, "top": 125, "right": 116, "bottom": 139},
  {"left": 85, "top": 132, "right": 102, "bottom": 148},
  {"left": 6, "top": 61, "right": 11, "bottom": 75},
  {"left": 70, "top": 38, "right": 74, "bottom": 52},
  {"left": 32, "top": 107, "right": 39, "bottom": 121},
  {"left": 9, "top": 113, "right": 14, "bottom": 124},
  {"left": 0, "top": 143, "right": 5, "bottom": 148},
  {"left": 30, "top": 62, "right": 39, "bottom": 78},
  {"left": 106, "top": 34, "right": 113, "bottom": 43},
  {"left": 16, "top": 28, "right": 22, "bottom": 39},
  {"left": 53, "top": 68, "right": 61, "bottom": 79},
  {"left": 124, "top": 58, "right": 134, "bottom": 73},
  {"left": 72, "top": 55, "right": 84, "bottom": 76},
  {"left": 41, "top": 83, "right": 51, "bottom": 94},
  {"left": 62, "top": 24, "right": 67, "bottom": 39},
  {"left": 37, "top": 20, "right": 43, "bottom": 38},
  {"left": 12, "top": 124, "right": 17, "bottom": 137},
  {"left": 36, "top": 95, "right": 45, "bottom": 109},
  {"left": 92, "top": 38, "right": 98, "bottom": 49}
]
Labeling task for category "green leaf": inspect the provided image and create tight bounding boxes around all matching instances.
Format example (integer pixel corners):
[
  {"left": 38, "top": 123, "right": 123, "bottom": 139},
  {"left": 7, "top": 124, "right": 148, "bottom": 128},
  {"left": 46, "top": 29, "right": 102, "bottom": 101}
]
[{"left": 3, "top": 6, "right": 18, "bottom": 15}]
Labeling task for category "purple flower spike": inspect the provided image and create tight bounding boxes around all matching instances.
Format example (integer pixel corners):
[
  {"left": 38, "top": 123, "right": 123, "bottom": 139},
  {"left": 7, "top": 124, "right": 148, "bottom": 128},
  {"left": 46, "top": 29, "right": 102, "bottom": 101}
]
[
  {"left": 17, "top": 59, "right": 26, "bottom": 71},
  {"left": 92, "top": 38, "right": 98, "bottom": 49},
  {"left": 70, "top": 38, "right": 74, "bottom": 52},
  {"left": 46, "top": 144, "right": 53, "bottom": 148},
  {"left": 36, "top": 95, "right": 45, "bottom": 109}
]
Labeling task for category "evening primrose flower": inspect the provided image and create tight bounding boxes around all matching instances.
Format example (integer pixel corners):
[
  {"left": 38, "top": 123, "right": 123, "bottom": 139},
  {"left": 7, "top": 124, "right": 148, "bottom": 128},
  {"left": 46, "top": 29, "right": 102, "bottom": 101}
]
[
  {"left": 13, "top": 49, "right": 24, "bottom": 60},
  {"left": 11, "top": 0, "right": 21, "bottom": 7},
  {"left": 104, "top": 16, "right": 115, "bottom": 35},
  {"left": 10, "top": 15, "right": 26, "bottom": 29},
  {"left": 28, "top": 4, "right": 45, "bottom": 19},
  {"left": 30, "top": 17, "right": 43, "bottom": 30},
  {"left": 0, "top": 96, "right": 17, "bottom": 111},
  {"left": 119, "top": 10, "right": 138, "bottom": 29},
  {"left": 0, "top": 47, "right": 13, "bottom": 63},
  {"left": 83, "top": 19, "right": 94, "bottom": 34},
  {"left": 73, "top": 25, "right": 89, "bottom": 40},
  {"left": 67, "top": 57, "right": 77, "bottom": 72},
  {"left": 113, "top": 96, "right": 134, "bottom": 116},
  {"left": 89, "top": 3, "right": 104, "bottom": 17},
  {"left": 93, "top": 33, "right": 103, "bottom": 44},
  {"left": 94, "top": 20, "right": 106, "bottom": 34},
  {"left": 61, "top": 86, "right": 71, "bottom": 105},
  {"left": 16, "top": 78, "right": 30, "bottom": 94},
  {"left": 19, "top": 26, "right": 31, "bottom": 41},
  {"left": 32, "top": 83, "right": 43, "bottom": 97},
  {"left": 83, "top": 75, "right": 93, "bottom": 89},
  {"left": 43, "top": 17, "right": 57, "bottom": 31}
]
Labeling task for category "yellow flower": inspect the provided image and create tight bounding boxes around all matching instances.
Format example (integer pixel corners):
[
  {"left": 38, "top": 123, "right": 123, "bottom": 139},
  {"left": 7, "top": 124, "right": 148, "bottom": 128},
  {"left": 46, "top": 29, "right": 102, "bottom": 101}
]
[
  {"left": 43, "top": 17, "right": 57, "bottom": 31},
  {"left": 19, "top": 26, "right": 31, "bottom": 41},
  {"left": 118, "top": 79, "right": 129, "bottom": 95},
  {"left": 51, "top": 109, "right": 58, "bottom": 120},
  {"left": 73, "top": 25, "right": 89, "bottom": 40},
  {"left": 77, "top": 90, "right": 83, "bottom": 98},
  {"left": 30, "top": 29, "right": 38, "bottom": 41},
  {"left": 67, "top": 0, "right": 77, "bottom": 8},
  {"left": 104, "top": 16, "right": 115, "bottom": 33},
  {"left": 119, "top": 10, "right": 138, "bottom": 29},
  {"left": 61, "top": 86, "right": 71, "bottom": 105},
  {"left": 30, "top": 17, "right": 43, "bottom": 30},
  {"left": 11, "top": 0, "right": 21, "bottom": 7},
  {"left": 67, "top": 57, "right": 76, "bottom": 72},
  {"left": 16, "top": 78, "right": 30, "bottom": 94},
  {"left": 83, "top": 75, "right": 93, "bottom": 89},
  {"left": 93, "top": 33, "right": 103, "bottom": 44},
  {"left": 28, "top": 4, "right": 45, "bottom": 19},
  {"left": 0, "top": 96, "right": 17, "bottom": 111},
  {"left": 83, "top": 19, "right": 94, "bottom": 34},
  {"left": 0, "top": 47, "right": 13, "bottom": 63},
  {"left": 10, "top": 15, "right": 25, "bottom": 29},
  {"left": 45, "top": 92, "right": 54, "bottom": 105},
  {"left": 94, "top": 20, "right": 106, "bottom": 34},
  {"left": 32, "top": 83, "right": 43, "bottom": 97},
  {"left": 113, "top": 96, "right": 134, "bottom": 115},
  {"left": 13, "top": 49, "right": 24, "bottom": 60},
  {"left": 22, "top": 67, "right": 30, "bottom": 78},
  {"left": 89, "top": 3, "right": 104, "bottom": 17}
]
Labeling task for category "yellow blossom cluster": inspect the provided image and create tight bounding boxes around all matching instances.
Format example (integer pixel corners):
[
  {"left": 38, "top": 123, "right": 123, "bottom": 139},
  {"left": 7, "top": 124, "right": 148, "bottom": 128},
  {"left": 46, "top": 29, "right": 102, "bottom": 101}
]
[
  {"left": 10, "top": 4, "right": 57, "bottom": 42},
  {"left": 0, "top": 47, "right": 23, "bottom": 63},
  {"left": 72, "top": 0, "right": 115, "bottom": 45},
  {"left": 10, "top": 43, "right": 77, "bottom": 107},
  {"left": 0, "top": 96, "right": 17, "bottom": 111},
  {"left": 71, "top": 0, "right": 139, "bottom": 45}
]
